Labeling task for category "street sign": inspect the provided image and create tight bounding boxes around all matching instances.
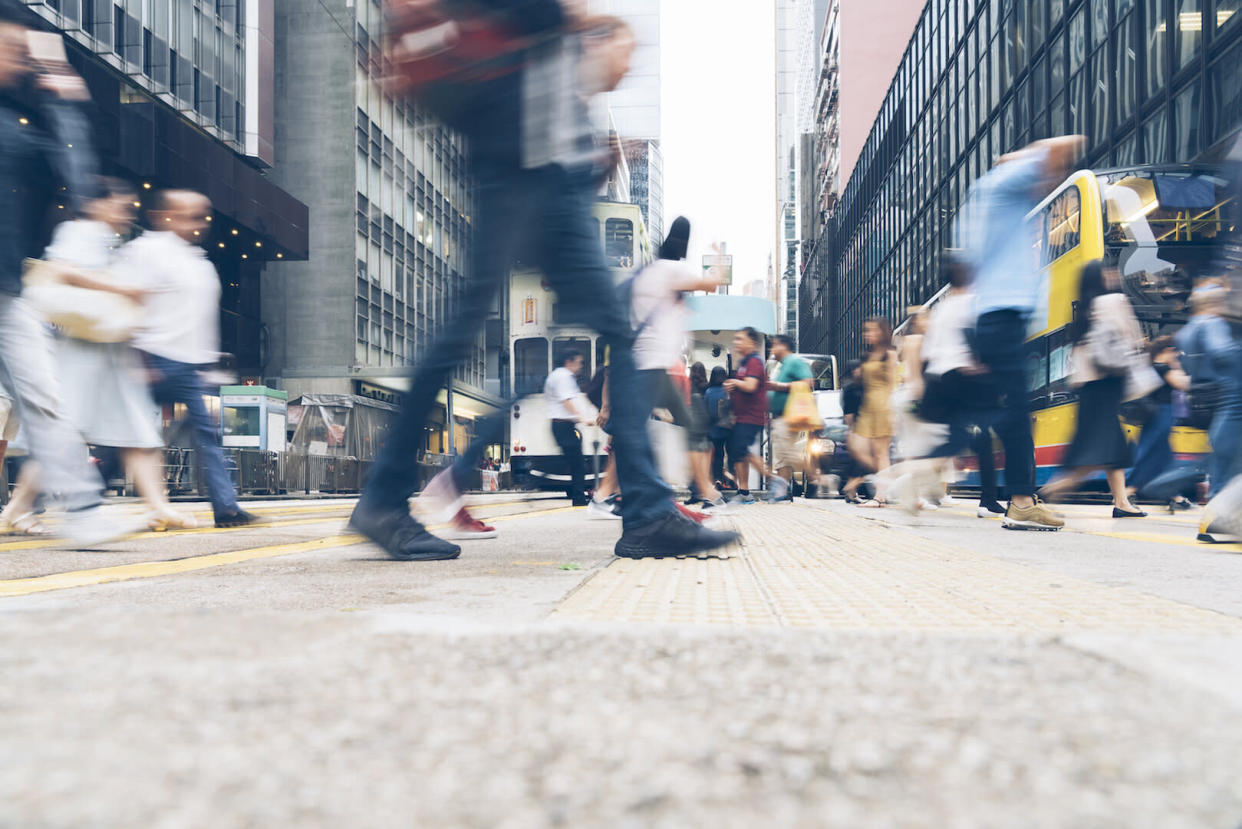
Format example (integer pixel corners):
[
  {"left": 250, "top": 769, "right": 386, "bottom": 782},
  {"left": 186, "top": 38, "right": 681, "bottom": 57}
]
[{"left": 702, "top": 254, "right": 733, "bottom": 286}]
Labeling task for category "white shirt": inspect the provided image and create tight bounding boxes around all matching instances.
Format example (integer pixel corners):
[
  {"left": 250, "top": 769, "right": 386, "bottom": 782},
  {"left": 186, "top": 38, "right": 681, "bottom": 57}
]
[
  {"left": 544, "top": 366, "right": 583, "bottom": 421},
  {"left": 119, "top": 231, "right": 222, "bottom": 365},
  {"left": 44, "top": 219, "right": 124, "bottom": 271},
  {"left": 632, "top": 259, "right": 694, "bottom": 371},
  {"left": 923, "top": 291, "right": 977, "bottom": 377}
]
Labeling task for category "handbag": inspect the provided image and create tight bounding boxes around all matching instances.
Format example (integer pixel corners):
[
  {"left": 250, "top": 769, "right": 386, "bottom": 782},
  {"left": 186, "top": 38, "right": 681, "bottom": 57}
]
[
  {"left": 21, "top": 259, "right": 141, "bottom": 343},
  {"left": 783, "top": 380, "right": 821, "bottom": 431},
  {"left": 1085, "top": 319, "right": 1130, "bottom": 376},
  {"left": 1185, "top": 380, "right": 1225, "bottom": 430}
]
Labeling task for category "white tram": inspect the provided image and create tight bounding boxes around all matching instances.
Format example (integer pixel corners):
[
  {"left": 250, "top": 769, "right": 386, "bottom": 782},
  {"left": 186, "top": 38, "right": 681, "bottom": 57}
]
[{"left": 508, "top": 201, "right": 653, "bottom": 489}]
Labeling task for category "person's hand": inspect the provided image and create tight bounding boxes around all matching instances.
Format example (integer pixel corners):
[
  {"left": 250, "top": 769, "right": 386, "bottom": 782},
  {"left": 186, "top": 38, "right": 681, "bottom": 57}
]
[
  {"left": 119, "top": 286, "right": 147, "bottom": 303},
  {"left": 37, "top": 70, "right": 89, "bottom": 101},
  {"left": 723, "top": 379, "right": 738, "bottom": 391},
  {"left": 596, "top": 407, "right": 610, "bottom": 427}
]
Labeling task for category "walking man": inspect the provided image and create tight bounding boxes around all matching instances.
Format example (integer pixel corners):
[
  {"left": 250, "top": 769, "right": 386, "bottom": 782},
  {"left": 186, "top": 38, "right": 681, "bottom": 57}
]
[
  {"left": 0, "top": 14, "right": 130, "bottom": 544},
  {"left": 723, "top": 327, "right": 768, "bottom": 504},
  {"left": 124, "top": 190, "right": 260, "bottom": 528},
  {"left": 352, "top": 2, "right": 737, "bottom": 559},
  {"left": 961, "top": 136, "right": 1083, "bottom": 531},
  {"left": 545, "top": 349, "right": 590, "bottom": 506},
  {"left": 765, "top": 334, "right": 811, "bottom": 501}
]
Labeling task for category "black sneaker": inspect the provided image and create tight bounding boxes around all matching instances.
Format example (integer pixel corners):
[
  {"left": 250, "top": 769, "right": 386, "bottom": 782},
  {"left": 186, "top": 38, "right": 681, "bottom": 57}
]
[
  {"left": 349, "top": 501, "right": 461, "bottom": 561},
  {"left": 614, "top": 511, "right": 740, "bottom": 559},
  {"left": 976, "top": 499, "right": 1005, "bottom": 517},
  {"left": 214, "top": 509, "right": 265, "bottom": 528}
]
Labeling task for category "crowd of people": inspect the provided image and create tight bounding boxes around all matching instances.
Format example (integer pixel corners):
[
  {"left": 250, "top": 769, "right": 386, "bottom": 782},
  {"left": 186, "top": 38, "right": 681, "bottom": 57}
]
[
  {"left": 3, "top": 0, "right": 1240, "bottom": 563},
  {"left": 830, "top": 132, "right": 1242, "bottom": 545}
]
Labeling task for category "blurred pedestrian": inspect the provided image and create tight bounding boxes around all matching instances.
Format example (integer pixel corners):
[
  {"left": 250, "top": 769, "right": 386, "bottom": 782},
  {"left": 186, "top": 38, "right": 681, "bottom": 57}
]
[
  {"left": 45, "top": 178, "right": 195, "bottom": 530},
  {"left": 1125, "top": 336, "right": 1192, "bottom": 509},
  {"left": 961, "top": 136, "right": 1083, "bottom": 531},
  {"left": 629, "top": 216, "right": 726, "bottom": 508},
  {"left": 1176, "top": 283, "right": 1242, "bottom": 497},
  {"left": 921, "top": 253, "right": 1003, "bottom": 516},
  {"left": 766, "top": 334, "right": 811, "bottom": 502},
  {"left": 852, "top": 317, "right": 896, "bottom": 505},
  {"left": 704, "top": 365, "right": 733, "bottom": 488},
  {"left": 840, "top": 359, "right": 872, "bottom": 502},
  {"left": 366, "top": 5, "right": 737, "bottom": 559},
  {"left": 723, "top": 327, "right": 768, "bottom": 504},
  {"left": 0, "top": 16, "right": 130, "bottom": 544},
  {"left": 1039, "top": 262, "right": 1148, "bottom": 516},
  {"left": 123, "top": 190, "right": 260, "bottom": 529},
  {"left": 545, "top": 348, "right": 591, "bottom": 507}
]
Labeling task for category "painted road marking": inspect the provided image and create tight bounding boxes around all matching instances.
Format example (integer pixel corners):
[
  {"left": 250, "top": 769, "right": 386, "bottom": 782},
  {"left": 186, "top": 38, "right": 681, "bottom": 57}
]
[{"left": 0, "top": 504, "right": 582, "bottom": 598}]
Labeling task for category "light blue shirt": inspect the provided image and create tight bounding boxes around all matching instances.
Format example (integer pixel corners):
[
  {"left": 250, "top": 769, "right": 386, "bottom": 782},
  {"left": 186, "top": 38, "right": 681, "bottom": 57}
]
[{"left": 961, "top": 149, "right": 1047, "bottom": 317}]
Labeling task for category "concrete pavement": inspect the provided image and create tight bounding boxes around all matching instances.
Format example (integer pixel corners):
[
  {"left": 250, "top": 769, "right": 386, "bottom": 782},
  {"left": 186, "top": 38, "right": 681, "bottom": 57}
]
[{"left": 1, "top": 494, "right": 1241, "bottom": 827}]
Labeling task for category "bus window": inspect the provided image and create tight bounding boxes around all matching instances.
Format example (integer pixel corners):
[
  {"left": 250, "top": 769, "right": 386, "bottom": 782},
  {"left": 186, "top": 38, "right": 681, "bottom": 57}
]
[
  {"left": 513, "top": 337, "right": 549, "bottom": 397},
  {"left": 1103, "top": 171, "right": 1235, "bottom": 245},
  {"left": 1046, "top": 327, "right": 1073, "bottom": 393},
  {"left": 605, "top": 218, "right": 634, "bottom": 269},
  {"left": 1043, "top": 187, "right": 1081, "bottom": 264},
  {"left": 553, "top": 336, "right": 593, "bottom": 378},
  {"left": 1025, "top": 337, "right": 1049, "bottom": 397}
]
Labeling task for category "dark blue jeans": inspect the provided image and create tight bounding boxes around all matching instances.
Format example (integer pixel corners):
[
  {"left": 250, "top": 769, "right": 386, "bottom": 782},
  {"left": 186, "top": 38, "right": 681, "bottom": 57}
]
[
  {"left": 361, "top": 163, "right": 674, "bottom": 530},
  {"left": 1209, "top": 400, "right": 1242, "bottom": 496},
  {"left": 551, "top": 419, "right": 587, "bottom": 503},
  {"left": 1127, "top": 403, "right": 1174, "bottom": 494},
  {"left": 143, "top": 352, "right": 240, "bottom": 516},
  {"left": 974, "top": 310, "right": 1036, "bottom": 497}
]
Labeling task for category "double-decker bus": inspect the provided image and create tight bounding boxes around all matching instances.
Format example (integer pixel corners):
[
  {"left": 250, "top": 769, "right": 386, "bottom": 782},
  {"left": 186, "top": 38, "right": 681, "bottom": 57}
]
[
  {"left": 905, "top": 164, "right": 1234, "bottom": 488},
  {"left": 508, "top": 201, "right": 653, "bottom": 488}
]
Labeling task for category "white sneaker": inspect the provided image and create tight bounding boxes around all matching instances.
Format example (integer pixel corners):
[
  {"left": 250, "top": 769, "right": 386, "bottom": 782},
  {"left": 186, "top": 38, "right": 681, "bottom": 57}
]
[
  {"left": 60, "top": 506, "right": 136, "bottom": 547},
  {"left": 587, "top": 498, "right": 623, "bottom": 520},
  {"left": 412, "top": 468, "right": 465, "bottom": 524},
  {"left": 767, "top": 477, "right": 790, "bottom": 501},
  {"left": 702, "top": 496, "right": 735, "bottom": 514}
]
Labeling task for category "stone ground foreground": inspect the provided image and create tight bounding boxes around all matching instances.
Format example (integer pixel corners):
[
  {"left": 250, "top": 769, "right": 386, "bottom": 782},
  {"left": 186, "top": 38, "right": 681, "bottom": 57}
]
[{"left": 1, "top": 495, "right": 1241, "bottom": 828}]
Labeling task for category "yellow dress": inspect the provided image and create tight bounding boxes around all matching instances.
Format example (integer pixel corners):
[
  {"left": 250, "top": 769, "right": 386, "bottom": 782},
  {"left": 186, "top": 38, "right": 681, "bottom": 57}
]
[{"left": 855, "top": 357, "right": 895, "bottom": 439}]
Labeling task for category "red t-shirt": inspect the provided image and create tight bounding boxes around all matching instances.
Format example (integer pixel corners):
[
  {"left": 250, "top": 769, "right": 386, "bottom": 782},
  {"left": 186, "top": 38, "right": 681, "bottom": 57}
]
[{"left": 730, "top": 353, "right": 768, "bottom": 425}]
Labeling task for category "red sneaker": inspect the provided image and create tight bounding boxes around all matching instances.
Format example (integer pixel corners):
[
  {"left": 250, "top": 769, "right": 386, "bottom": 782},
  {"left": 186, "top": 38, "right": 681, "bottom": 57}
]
[
  {"left": 444, "top": 508, "right": 497, "bottom": 540},
  {"left": 674, "top": 502, "right": 708, "bottom": 524}
]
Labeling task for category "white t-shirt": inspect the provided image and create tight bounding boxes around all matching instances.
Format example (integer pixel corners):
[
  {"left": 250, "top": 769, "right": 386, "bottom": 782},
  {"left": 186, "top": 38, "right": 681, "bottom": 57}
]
[
  {"left": 923, "top": 291, "right": 977, "bottom": 377},
  {"left": 44, "top": 219, "right": 124, "bottom": 271},
  {"left": 544, "top": 366, "right": 583, "bottom": 421},
  {"left": 118, "top": 231, "right": 222, "bottom": 366},
  {"left": 631, "top": 259, "right": 695, "bottom": 371}
]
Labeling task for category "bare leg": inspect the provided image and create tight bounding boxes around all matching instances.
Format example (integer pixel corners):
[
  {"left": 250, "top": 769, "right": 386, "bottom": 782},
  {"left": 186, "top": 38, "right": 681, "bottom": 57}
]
[
  {"left": 594, "top": 453, "right": 618, "bottom": 501},
  {"left": 1107, "top": 468, "right": 1139, "bottom": 511},
  {"left": 1039, "top": 466, "right": 1096, "bottom": 501},
  {"left": 125, "top": 449, "right": 197, "bottom": 530},
  {"left": 691, "top": 451, "right": 721, "bottom": 502},
  {"left": 1, "top": 461, "right": 45, "bottom": 533}
]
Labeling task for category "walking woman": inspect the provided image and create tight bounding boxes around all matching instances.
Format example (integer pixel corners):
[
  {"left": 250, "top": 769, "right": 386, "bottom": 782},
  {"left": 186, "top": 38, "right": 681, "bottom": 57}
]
[
  {"left": 14, "top": 179, "right": 197, "bottom": 531},
  {"left": 846, "top": 317, "right": 897, "bottom": 502},
  {"left": 704, "top": 366, "right": 733, "bottom": 489},
  {"left": 1039, "top": 262, "right": 1147, "bottom": 517},
  {"left": 1126, "top": 336, "right": 1192, "bottom": 508}
]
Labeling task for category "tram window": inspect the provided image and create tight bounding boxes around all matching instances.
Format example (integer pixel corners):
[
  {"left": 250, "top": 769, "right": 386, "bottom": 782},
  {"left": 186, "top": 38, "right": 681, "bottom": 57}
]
[
  {"left": 1047, "top": 328, "right": 1074, "bottom": 390},
  {"left": 513, "top": 337, "right": 549, "bottom": 397},
  {"left": 553, "top": 336, "right": 593, "bottom": 382},
  {"left": 605, "top": 218, "right": 635, "bottom": 269},
  {"left": 1043, "top": 187, "right": 1081, "bottom": 264}
]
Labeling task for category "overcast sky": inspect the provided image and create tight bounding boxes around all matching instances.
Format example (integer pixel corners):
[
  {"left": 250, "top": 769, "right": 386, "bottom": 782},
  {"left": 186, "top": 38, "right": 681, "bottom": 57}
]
[{"left": 659, "top": 1, "right": 776, "bottom": 292}]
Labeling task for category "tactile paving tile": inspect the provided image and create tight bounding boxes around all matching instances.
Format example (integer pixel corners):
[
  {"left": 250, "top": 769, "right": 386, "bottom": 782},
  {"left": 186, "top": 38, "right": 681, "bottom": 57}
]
[{"left": 551, "top": 506, "right": 1242, "bottom": 633}]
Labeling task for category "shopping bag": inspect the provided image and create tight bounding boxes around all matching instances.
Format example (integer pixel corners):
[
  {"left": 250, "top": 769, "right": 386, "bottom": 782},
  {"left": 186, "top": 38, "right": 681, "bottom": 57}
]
[
  {"left": 21, "top": 258, "right": 140, "bottom": 343},
  {"left": 783, "top": 380, "right": 821, "bottom": 431},
  {"left": 648, "top": 419, "right": 689, "bottom": 488}
]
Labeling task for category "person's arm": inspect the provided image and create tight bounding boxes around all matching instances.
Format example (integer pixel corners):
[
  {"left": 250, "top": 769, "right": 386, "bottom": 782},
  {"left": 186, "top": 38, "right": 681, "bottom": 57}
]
[
  {"left": 56, "top": 267, "right": 144, "bottom": 301},
  {"left": 596, "top": 371, "right": 611, "bottom": 426},
  {"left": 1165, "top": 366, "right": 1191, "bottom": 392}
]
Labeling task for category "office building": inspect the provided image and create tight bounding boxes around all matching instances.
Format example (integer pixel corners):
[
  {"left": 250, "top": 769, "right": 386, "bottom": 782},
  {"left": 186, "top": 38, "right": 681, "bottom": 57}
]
[
  {"left": 812, "top": 0, "right": 1242, "bottom": 362},
  {"left": 797, "top": 0, "right": 921, "bottom": 353},
  {"left": 20, "top": 0, "right": 309, "bottom": 376},
  {"left": 265, "top": 0, "right": 493, "bottom": 457}
]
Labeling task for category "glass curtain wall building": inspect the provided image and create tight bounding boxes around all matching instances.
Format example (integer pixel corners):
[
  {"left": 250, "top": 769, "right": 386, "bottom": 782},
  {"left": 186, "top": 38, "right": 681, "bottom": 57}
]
[{"left": 824, "top": 0, "right": 1242, "bottom": 361}]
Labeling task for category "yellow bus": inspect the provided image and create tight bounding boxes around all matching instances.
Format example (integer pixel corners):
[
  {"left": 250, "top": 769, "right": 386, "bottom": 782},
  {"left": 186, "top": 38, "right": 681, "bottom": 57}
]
[{"left": 1023, "top": 164, "right": 1233, "bottom": 483}]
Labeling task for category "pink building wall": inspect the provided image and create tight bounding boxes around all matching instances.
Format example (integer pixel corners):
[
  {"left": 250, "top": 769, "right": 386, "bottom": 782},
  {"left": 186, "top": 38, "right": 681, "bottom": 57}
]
[{"left": 838, "top": 0, "right": 925, "bottom": 190}]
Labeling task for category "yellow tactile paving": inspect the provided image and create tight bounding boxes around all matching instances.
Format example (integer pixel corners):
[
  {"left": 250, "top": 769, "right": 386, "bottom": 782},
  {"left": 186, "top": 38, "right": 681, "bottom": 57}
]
[{"left": 552, "top": 505, "right": 1242, "bottom": 633}]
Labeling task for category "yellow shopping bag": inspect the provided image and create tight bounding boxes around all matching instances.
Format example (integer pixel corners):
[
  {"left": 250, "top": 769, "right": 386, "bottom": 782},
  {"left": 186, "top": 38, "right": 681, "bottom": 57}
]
[{"left": 783, "top": 380, "right": 821, "bottom": 431}]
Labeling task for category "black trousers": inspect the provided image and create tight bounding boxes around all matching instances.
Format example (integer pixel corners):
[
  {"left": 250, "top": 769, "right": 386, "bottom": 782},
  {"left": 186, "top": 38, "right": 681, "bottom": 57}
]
[{"left": 552, "top": 420, "right": 587, "bottom": 504}]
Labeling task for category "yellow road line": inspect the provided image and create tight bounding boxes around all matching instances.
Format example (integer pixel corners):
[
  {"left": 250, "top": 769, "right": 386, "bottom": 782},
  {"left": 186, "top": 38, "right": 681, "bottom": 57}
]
[
  {"left": 0, "top": 500, "right": 571, "bottom": 553},
  {"left": 0, "top": 504, "right": 582, "bottom": 598},
  {"left": 0, "top": 535, "right": 363, "bottom": 597}
]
